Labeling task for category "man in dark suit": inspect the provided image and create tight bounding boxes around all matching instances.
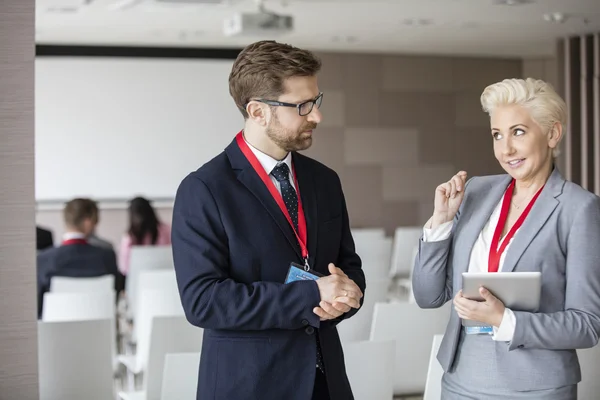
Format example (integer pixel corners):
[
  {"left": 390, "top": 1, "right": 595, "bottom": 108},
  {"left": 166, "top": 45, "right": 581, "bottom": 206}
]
[
  {"left": 172, "top": 40, "right": 366, "bottom": 400},
  {"left": 36, "top": 226, "right": 54, "bottom": 251},
  {"left": 37, "top": 198, "right": 124, "bottom": 318}
]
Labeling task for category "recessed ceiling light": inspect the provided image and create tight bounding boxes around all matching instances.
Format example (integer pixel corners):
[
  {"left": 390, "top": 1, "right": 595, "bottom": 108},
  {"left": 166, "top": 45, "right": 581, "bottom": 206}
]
[
  {"left": 331, "top": 35, "right": 358, "bottom": 44},
  {"left": 543, "top": 12, "right": 568, "bottom": 23},
  {"left": 402, "top": 18, "right": 433, "bottom": 26},
  {"left": 493, "top": 0, "right": 534, "bottom": 5}
]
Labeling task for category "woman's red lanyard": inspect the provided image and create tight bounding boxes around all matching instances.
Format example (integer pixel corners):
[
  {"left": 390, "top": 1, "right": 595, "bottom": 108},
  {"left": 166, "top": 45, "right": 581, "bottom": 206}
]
[{"left": 488, "top": 180, "right": 544, "bottom": 273}]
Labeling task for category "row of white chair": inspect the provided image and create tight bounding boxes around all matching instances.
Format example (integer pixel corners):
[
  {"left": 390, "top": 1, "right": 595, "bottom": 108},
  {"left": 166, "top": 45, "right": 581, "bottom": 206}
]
[{"left": 351, "top": 227, "right": 422, "bottom": 280}]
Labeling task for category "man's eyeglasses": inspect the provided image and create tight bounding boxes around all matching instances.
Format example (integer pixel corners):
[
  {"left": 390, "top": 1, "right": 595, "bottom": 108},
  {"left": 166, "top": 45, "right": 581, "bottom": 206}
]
[{"left": 247, "top": 92, "right": 323, "bottom": 116}]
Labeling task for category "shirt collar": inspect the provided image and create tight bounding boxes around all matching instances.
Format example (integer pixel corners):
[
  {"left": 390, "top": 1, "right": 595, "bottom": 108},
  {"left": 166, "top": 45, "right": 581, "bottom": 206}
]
[
  {"left": 63, "top": 232, "right": 87, "bottom": 241},
  {"left": 244, "top": 135, "right": 293, "bottom": 176}
]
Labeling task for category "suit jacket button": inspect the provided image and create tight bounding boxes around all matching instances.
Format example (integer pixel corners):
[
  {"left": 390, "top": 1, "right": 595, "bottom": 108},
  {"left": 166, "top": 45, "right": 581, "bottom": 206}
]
[
  {"left": 301, "top": 319, "right": 309, "bottom": 326},
  {"left": 305, "top": 326, "right": 314, "bottom": 335}
]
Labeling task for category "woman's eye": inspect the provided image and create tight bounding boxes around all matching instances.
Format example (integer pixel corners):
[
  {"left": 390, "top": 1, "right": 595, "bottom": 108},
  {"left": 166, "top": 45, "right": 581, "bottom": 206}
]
[
  {"left": 514, "top": 128, "right": 525, "bottom": 136},
  {"left": 493, "top": 132, "right": 502, "bottom": 140}
]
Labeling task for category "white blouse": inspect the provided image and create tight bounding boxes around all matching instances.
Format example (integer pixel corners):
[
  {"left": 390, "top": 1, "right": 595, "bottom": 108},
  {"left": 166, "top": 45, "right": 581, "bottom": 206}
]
[{"left": 422, "top": 195, "right": 518, "bottom": 342}]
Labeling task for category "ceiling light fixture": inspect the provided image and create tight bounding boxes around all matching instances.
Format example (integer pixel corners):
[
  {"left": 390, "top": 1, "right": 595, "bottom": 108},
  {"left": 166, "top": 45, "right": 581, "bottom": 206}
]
[
  {"left": 543, "top": 12, "right": 568, "bottom": 23},
  {"left": 493, "top": 0, "right": 534, "bottom": 5},
  {"left": 401, "top": 18, "right": 433, "bottom": 26}
]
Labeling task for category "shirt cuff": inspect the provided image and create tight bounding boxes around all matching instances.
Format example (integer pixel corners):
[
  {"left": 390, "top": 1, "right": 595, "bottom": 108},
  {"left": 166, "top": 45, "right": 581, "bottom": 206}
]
[
  {"left": 422, "top": 221, "right": 453, "bottom": 242},
  {"left": 492, "top": 308, "right": 516, "bottom": 342}
]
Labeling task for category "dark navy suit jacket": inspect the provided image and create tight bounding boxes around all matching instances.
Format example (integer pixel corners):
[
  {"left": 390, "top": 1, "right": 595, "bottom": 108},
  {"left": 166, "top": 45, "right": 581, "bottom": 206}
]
[
  {"left": 172, "top": 138, "right": 365, "bottom": 400},
  {"left": 37, "top": 243, "right": 125, "bottom": 318}
]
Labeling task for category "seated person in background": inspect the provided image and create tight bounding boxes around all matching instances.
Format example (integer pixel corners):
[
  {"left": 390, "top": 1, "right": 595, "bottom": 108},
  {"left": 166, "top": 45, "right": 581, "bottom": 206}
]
[
  {"left": 36, "top": 226, "right": 54, "bottom": 251},
  {"left": 37, "top": 198, "right": 125, "bottom": 318},
  {"left": 86, "top": 199, "right": 114, "bottom": 250},
  {"left": 118, "top": 196, "right": 171, "bottom": 276}
]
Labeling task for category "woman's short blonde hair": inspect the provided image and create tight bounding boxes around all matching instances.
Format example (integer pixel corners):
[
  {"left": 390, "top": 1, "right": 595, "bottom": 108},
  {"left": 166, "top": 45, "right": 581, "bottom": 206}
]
[{"left": 480, "top": 78, "right": 567, "bottom": 156}]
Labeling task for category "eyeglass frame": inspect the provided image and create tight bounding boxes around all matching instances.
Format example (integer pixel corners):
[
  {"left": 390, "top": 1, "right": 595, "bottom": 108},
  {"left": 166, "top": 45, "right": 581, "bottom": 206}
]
[{"left": 245, "top": 92, "right": 324, "bottom": 116}]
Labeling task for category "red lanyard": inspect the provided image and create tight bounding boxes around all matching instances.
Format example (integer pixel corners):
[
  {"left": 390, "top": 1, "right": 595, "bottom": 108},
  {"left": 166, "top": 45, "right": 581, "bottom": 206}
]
[
  {"left": 236, "top": 131, "right": 310, "bottom": 269},
  {"left": 62, "top": 238, "right": 87, "bottom": 246},
  {"left": 488, "top": 180, "right": 544, "bottom": 273}
]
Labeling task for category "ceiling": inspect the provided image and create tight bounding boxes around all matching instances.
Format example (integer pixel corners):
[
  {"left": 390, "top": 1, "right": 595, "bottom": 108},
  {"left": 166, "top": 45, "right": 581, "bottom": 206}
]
[{"left": 35, "top": 0, "right": 600, "bottom": 57}]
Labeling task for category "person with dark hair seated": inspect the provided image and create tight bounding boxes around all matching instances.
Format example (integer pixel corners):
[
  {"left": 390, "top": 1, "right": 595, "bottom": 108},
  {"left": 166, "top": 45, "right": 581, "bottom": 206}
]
[
  {"left": 37, "top": 198, "right": 125, "bottom": 318},
  {"left": 36, "top": 226, "right": 54, "bottom": 251},
  {"left": 118, "top": 196, "right": 171, "bottom": 276}
]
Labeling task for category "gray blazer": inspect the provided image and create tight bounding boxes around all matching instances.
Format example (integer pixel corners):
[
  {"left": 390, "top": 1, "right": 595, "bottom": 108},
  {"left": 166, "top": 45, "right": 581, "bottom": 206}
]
[{"left": 412, "top": 168, "right": 600, "bottom": 391}]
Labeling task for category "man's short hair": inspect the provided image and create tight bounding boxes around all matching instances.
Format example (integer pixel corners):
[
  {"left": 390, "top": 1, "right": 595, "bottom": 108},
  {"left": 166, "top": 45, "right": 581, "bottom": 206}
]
[
  {"left": 229, "top": 40, "right": 322, "bottom": 119},
  {"left": 63, "top": 198, "right": 96, "bottom": 229}
]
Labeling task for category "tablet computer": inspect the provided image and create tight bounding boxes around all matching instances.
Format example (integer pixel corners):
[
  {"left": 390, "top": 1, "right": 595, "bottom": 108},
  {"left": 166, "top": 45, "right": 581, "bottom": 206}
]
[{"left": 461, "top": 272, "right": 541, "bottom": 327}]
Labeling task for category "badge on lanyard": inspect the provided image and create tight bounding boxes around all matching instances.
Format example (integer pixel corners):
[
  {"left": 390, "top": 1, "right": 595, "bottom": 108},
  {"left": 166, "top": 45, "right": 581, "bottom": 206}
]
[
  {"left": 285, "top": 262, "right": 323, "bottom": 284},
  {"left": 465, "top": 326, "right": 494, "bottom": 335}
]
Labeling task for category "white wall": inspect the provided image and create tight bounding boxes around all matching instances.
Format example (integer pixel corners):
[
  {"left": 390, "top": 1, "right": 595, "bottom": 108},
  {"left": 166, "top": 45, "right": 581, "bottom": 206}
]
[{"left": 35, "top": 57, "right": 241, "bottom": 202}]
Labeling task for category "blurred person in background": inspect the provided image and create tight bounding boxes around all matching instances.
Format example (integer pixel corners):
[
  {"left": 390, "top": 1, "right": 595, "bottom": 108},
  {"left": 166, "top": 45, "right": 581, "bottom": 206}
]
[
  {"left": 37, "top": 198, "right": 124, "bottom": 318},
  {"left": 118, "top": 196, "right": 171, "bottom": 276}
]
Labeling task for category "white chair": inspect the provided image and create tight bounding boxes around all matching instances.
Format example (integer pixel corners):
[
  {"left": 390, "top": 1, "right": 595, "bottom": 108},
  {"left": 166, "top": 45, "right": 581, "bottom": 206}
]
[
  {"left": 50, "top": 274, "right": 115, "bottom": 293},
  {"left": 38, "top": 319, "right": 114, "bottom": 400},
  {"left": 370, "top": 302, "right": 450, "bottom": 396},
  {"left": 42, "top": 291, "right": 118, "bottom": 370},
  {"left": 424, "top": 334, "right": 444, "bottom": 400},
  {"left": 131, "top": 270, "right": 178, "bottom": 341},
  {"left": 577, "top": 344, "right": 600, "bottom": 400},
  {"left": 343, "top": 340, "right": 395, "bottom": 400},
  {"left": 389, "top": 227, "right": 422, "bottom": 278},
  {"left": 356, "top": 237, "right": 393, "bottom": 282},
  {"left": 337, "top": 279, "right": 390, "bottom": 343},
  {"left": 126, "top": 245, "right": 174, "bottom": 320},
  {"left": 119, "top": 316, "right": 203, "bottom": 400},
  {"left": 351, "top": 228, "right": 386, "bottom": 241},
  {"left": 119, "top": 288, "right": 185, "bottom": 384},
  {"left": 161, "top": 353, "right": 201, "bottom": 400}
]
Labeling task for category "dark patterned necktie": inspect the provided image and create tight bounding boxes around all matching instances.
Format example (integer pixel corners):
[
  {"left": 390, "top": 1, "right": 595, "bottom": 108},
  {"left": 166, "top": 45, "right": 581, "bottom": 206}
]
[{"left": 270, "top": 163, "right": 325, "bottom": 374}]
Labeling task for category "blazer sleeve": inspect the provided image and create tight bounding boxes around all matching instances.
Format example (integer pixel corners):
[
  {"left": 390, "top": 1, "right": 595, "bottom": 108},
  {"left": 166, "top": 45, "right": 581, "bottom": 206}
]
[
  {"left": 509, "top": 196, "right": 600, "bottom": 351},
  {"left": 171, "top": 175, "right": 322, "bottom": 331},
  {"left": 412, "top": 177, "right": 474, "bottom": 309}
]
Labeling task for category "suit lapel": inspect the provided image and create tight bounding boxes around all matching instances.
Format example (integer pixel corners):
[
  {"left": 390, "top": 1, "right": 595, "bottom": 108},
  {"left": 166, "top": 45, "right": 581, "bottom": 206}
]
[
  {"left": 458, "top": 176, "right": 512, "bottom": 277},
  {"left": 292, "top": 153, "right": 318, "bottom": 269},
  {"left": 502, "top": 168, "right": 563, "bottom": 272},
  {"left": 226, "top": 140, "right": 303, "bottom": 260}
]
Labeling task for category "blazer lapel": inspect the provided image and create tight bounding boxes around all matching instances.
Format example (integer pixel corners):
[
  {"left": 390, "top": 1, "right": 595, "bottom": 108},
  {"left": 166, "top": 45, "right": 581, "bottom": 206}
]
[
  {"left": 292, "top": 153, "right": 318, "bottom": 269},
  {"left": 458, "top": 175, "right": 512, "bottom": 278},
  {"left": 502, "top": 168, "right": 563, "bottom": 273},
  {"left": 225, "top": 140, "right": 303, "bottom": 260}
]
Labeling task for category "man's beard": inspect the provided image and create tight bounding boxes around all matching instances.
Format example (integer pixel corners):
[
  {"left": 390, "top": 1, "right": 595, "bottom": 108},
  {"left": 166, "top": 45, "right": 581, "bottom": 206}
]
[{"left": 266, "top": 114, "right": 317, "bottom": 153}]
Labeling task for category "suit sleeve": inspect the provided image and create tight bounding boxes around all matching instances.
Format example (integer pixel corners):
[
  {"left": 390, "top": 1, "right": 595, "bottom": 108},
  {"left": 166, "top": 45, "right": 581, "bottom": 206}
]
[
  {"left": 171, "top": 175, "right": 322, "bottom": 331},
  {"left": 509, "top": 196, "right": 600, "bottom": 351},
  {"left": 412, "top": 177, "right": 474, "bottom": 309}
]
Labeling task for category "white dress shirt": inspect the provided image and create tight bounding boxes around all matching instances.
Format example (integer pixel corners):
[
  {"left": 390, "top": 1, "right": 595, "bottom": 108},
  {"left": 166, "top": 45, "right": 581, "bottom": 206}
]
[
  {"left": 244, "top": 137, "right": 296, "bottom": 194},
  {"left": 423, "top": 195, "right": 518, "bottom": 342}
]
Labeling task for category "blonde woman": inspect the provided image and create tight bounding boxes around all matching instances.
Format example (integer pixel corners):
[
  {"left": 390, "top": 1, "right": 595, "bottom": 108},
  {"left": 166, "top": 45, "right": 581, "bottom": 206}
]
[{"left": 412, "top": 78, "right": 600, "bottom": 399}]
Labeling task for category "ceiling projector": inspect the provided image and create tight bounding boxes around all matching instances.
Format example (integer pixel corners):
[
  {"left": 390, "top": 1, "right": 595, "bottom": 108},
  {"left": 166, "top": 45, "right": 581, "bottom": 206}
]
[{"left": 223, "top": 10, "right": 294, "bottom": 37}]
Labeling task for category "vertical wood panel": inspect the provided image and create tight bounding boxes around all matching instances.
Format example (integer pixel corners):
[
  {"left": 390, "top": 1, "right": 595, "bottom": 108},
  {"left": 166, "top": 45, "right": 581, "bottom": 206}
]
[
  {"left": 594, "top": 34, "right": 600, "bottom": 196},
  {"left": 581, "top": 36, "right": 595, "bottom": 190},
  {"left": 0, "top": 0, "right": 38, "bottom": 398}
]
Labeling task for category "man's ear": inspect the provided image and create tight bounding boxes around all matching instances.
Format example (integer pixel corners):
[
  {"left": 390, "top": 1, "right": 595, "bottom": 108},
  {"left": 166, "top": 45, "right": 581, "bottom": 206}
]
[{"left": 246, "top": 102, "right": 269, "bottom": 127}]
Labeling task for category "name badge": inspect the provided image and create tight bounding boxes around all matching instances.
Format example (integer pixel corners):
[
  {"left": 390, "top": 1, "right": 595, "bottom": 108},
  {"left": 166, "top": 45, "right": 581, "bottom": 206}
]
[
  {"left": 285, "top": 262, "right": 323, "bottom": 284},
  {"left": 465, "top": 326, "right": 494, "bottom": 335}
]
